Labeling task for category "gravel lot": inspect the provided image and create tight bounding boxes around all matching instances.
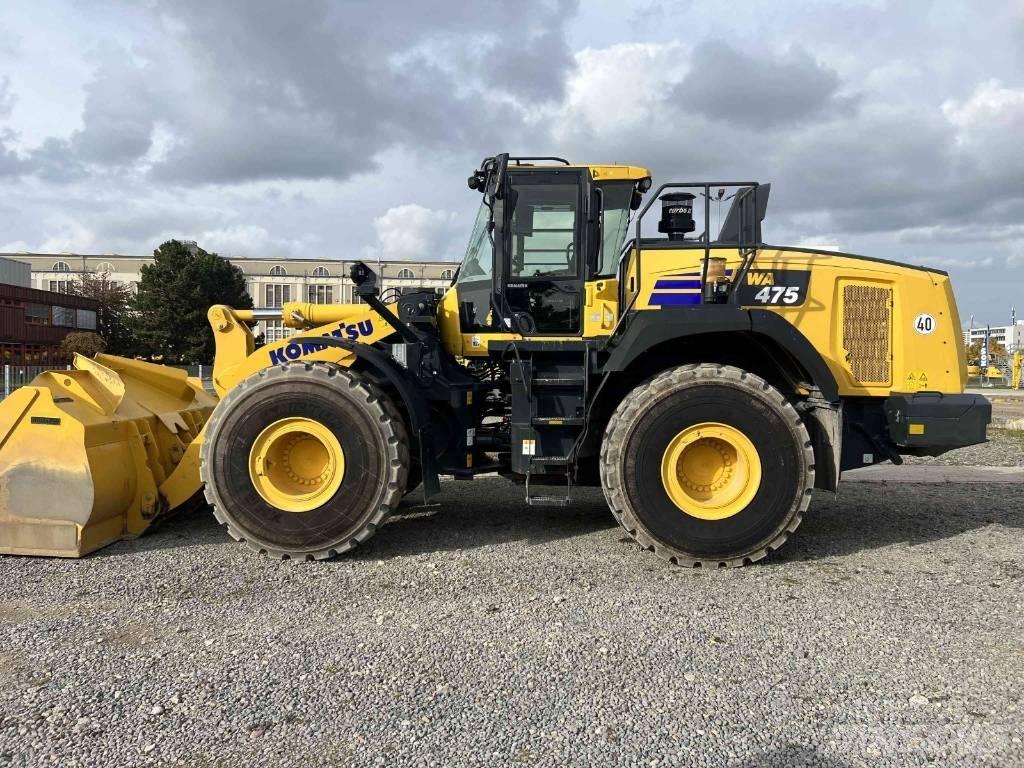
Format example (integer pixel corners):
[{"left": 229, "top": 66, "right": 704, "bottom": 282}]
[{"left": 0, "top": 435, "right": 1022, "bottom": 767}]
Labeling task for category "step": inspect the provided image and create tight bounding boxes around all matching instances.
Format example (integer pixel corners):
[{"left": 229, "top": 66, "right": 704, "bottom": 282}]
[
  {"left": 530, "top": 456, "right": 570, "bottom": 466},
  {"left": 532, "top": 377, "right": 585, "bottom": 387},
  {"left": 531, "top": 417, "right": 584, "bottom": 427},
  {"left": 526, "top": 495, "right": 572, "bottom": 507}
]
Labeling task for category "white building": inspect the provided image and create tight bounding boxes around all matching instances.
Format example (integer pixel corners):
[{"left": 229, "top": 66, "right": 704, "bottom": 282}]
[
  {"left": 8, "top": 250, "right": 458, "bottom": 344},
  {"left": 963, "top": 322, "right": 1024, "bottom": 352}
]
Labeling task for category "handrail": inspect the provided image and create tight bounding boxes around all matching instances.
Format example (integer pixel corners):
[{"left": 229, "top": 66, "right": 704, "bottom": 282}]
[
  {"left": 611, "top": 181, "right": 761, "bottom": 341},
  {"left": 510, "top": 156, "right": 571, "bottom": 166}
]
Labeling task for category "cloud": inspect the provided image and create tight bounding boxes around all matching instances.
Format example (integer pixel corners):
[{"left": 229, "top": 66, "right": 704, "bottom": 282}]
[
  {"left": 0, "top": 76, "right": 14, "bottom": 119},
  {"left": 197, "top": 225, "right": 321, "bottom": 259},
  {"left": 943, "top": 79, "right": 1024, "bottom": 189},
  {"left": 37, "top": 219, "right": 99, "bottom": 254},
  {"left": 72, "top": 47, "right": 157, "bottom": 166},
  {"left": 2, "top": 0, "right": 1024, "bottom": 320},
  {"left": 676, "top": 41, "right": 853, "bottom": 127},
  {"left": 368, "top": 204, "right": 460, "bottom": 262},
  {"left": 138, "top": 0, "right": 580, "bottom": 185}
]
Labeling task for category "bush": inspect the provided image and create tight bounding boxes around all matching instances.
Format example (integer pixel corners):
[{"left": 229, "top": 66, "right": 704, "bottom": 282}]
[{"left": 61, "top": 331, "right": 107, "bottom": 360}]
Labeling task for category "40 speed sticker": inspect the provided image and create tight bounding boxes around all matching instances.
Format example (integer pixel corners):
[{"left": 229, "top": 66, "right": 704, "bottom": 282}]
[
  {"left": 913, "top": 313, "right": 936, "bottom": 335},
  {"left": 736, "top": 269, "right": 811, "bottom": 307}
]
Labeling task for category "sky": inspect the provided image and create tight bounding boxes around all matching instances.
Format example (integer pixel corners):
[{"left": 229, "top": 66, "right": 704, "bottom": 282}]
[{"left": 0, "top": 0, "right": 1023, "bottom": 324}]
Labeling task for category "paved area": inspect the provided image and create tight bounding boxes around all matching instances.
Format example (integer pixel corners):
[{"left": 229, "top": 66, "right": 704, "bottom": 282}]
[
  {"left": 0, "top": 443, "right": 1022, "bottom": 766},
  {"left": 846, "top": 464, "right": 1024, "bottom": 483}
]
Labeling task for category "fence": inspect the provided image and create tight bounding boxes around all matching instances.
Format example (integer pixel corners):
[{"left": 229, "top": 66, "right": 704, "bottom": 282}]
[
  {"left": 172, "top": 365, "right": 215, "bottom": 394},
  {"left": 1, "top": 363, "right": 215, "bottom": 400},
  {"left": 1, "top": 365, "right": 69, "bottom": 399}
]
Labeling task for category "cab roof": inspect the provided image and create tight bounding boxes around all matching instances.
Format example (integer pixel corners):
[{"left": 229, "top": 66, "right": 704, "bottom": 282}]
[{"left": 508, "top": 157, "right": 650, "bottom": 182}]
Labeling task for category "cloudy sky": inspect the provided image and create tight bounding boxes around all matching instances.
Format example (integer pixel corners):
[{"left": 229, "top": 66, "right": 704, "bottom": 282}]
[{"left": 1, "top": 0, "right": 1023, "bottom": 322}]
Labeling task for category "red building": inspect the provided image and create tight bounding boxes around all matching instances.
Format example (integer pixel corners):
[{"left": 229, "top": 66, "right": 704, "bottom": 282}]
[{"left": 0, "top": 283, "right": 100, "bottom": 366}]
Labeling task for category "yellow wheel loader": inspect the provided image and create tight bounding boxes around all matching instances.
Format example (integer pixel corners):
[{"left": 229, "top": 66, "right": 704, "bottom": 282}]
[{"left": 0, "top": 154, "right": 991, "bottom": 565}]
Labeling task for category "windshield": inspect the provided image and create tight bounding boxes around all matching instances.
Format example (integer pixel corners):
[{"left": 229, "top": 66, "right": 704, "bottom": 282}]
[
  {"left": 456, "top": 201, "right": 492, "bottom": 283},
  {"left": 597, "top": 181, "right": 634, "bottom": 276}
]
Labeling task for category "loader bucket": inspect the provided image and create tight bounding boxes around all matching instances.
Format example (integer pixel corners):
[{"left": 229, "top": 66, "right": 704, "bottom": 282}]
[{"left": 0, "top": 353, "right": 216, "bottom": 557}]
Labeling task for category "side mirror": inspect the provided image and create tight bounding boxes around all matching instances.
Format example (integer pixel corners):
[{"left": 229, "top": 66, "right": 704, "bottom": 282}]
[
  {"left": 485, "top": 153, "right": 510, "bottom": 202},
  {"left": 349, "top": 261, "right": 379, "bottom": 296}
]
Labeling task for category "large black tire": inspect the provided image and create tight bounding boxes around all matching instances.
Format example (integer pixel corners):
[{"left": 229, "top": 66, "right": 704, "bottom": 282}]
[
  {"left": 600, "top": 364, "right": 814, "bottom": 567},
  {"left": 200, "top": 362, "right": 409, "bottom": 560}
]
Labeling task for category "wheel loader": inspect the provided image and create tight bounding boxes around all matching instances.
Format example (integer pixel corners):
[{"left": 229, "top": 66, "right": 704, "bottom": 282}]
[{"left": 0, "top": 154, "right": 991, "bottom": 565}]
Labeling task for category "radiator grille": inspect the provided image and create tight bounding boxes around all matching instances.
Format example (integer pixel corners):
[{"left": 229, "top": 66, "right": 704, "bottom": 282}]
[{"left": 842, "top": 284, "right": 892, "bottom": 385}]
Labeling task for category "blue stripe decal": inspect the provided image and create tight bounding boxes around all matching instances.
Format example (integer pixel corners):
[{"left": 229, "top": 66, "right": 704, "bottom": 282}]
[
  {"left": 650, "top": 293, "right": 702, "bottom": 306},
  {"left": 654, "top": 279, "right": 702, "bottom": 289}
]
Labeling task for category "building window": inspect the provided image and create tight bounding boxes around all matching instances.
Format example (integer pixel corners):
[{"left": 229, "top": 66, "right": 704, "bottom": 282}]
[
  {"left": 265, "top": 283, "right": 291, "bottom": 308},
  {"left": 269, "top": 265, "right": 287, "bottom": 276},
  {"left": 440, "top": 269, "right": 454, "bottom": 281},
  {"left": 95, "top": 261, "right": 114, "bottom": 275},
  {"left": 263, "top": 320, "right": 292, "bottom": 343},
  {"left": 49, "top": 280, "right": 73, "bottom": 294},
  {"left": 52, "top": 261, "right": 71, "bottom": 272},
  {"left": 76, "top": 309, "right": 97, "bottom": 330},
  {"left": 311, "top": 266, "right": 330, "bottom": 277},
  {"left": 307, "top": 284, "right": 334, "bottom": 304},
  {"left": 53, "top": 307, "right": 75, "bottom": 328},
  {"left": 397, "top": 268, "right": 415, "bottom": 279},
  {"left": 25, "top": 304, "right": 50, "bottom": 325}
]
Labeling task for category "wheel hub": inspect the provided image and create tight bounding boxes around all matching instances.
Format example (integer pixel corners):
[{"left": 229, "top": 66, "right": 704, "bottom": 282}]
[
  {"left": 660, "top": 422, "right": 761, "bottom": 520},
  {"left": 248, "top": 417, "right": 345, "bottom": 513}
]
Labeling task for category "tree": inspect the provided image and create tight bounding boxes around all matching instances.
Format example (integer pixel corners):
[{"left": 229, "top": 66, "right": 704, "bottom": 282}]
[
  {"left": 133, "top": 240, "right": 252, "bottom": 364},
  {"left": 967, "top": 338, "right": 1008, "bottom": 366},
  {"left": 69, "top": 273, "right": 138, "bottom": 356},
  {"left": 61, "top": 331, "right": 106, "bottom": 359}
]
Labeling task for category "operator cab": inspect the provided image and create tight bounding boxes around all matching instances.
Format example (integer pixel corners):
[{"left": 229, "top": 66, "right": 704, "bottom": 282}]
[{"left": 453, "top": 154, "right": 649, "bottom": 339}]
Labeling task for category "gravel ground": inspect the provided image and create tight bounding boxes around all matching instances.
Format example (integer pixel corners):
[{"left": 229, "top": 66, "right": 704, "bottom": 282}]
[
  {"left": 902, "top": 394, "right": 1024, "bottom": 466},
  {"left": 1, "top": 440, "right": 1022, "bottom": 766},
  {"left": 903, "top": 428, "right": 1024, "bottom": 467}
]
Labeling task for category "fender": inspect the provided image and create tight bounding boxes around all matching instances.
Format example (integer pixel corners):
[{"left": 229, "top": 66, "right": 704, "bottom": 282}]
[
  {"left": 291, "top": 335, "right": 441, "bottom": 500},
  {"left": 602, "top": 306, "right": 839, "bottom": 402}
]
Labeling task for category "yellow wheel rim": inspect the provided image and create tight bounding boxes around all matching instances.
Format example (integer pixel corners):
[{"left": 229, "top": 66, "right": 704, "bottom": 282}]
[
  {"left": 660, "top": 422, "right": 761, "bottom": 521},
  {"left": 248, "top": 417, "right": 345, "bottom": 513}
]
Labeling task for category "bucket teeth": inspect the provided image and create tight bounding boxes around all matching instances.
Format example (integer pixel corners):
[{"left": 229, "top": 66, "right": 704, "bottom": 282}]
[{"left": 0, "top": 355, "right": 217, "bottom": 557}]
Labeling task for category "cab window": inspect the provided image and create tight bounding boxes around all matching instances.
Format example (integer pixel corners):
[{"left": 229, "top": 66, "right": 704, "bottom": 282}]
[
  {"left": 509, "top": 184, "right": 578, "bottom": 278},
  {"left": 597, "top": 181, "right": 634, "bottom": 276},
  {"left": 457, "top": 201, "right": 492, "bottom": 283}
]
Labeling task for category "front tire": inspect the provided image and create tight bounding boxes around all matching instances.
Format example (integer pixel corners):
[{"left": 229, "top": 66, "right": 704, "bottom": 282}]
[
  {"left": 600, "top": 364, "right": 814, "bottom": 567},
  {"left": 200, "top": 362, "right": 408, "bottom": 560}
]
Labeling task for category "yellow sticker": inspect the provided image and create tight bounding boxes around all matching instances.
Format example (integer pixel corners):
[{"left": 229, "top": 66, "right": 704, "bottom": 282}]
[
  {"left": 909, "top": 424, "right": 925, "bottom": 435},
  {"left": 905, "top": 372, "right": 929, "bottom": 392}
]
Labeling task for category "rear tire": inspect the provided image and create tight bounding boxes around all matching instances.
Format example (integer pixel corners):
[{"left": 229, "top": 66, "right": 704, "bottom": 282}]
[
  {"left": 600, "top": 364, "right": 813, "bottom": 567},
  {"left": 200, "top": 362, "right": 408, "bottom": 560}
]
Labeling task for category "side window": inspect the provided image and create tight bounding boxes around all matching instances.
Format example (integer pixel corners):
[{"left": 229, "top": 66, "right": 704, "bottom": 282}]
[
  {"left": 597, "top": 182, "right": 634, "bottom": 276},
  {"left": 509, "top": 183, "right": 578, "bottom": 278}
]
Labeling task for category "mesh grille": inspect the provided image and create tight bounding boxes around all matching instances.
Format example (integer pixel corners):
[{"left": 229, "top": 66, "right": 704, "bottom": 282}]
[{"left": 843, "top": 284, "right": 891, "bottom": 384}]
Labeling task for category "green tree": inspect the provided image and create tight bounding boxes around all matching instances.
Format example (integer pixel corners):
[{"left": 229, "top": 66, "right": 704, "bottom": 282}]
[
  {"left": 69, "top": 272, "right": 137, "bottom": 356},
  {"left": 61, "top": 331, "right": 106, "bottom": 359},
  {"left": 133, "top": 240, "right": 252, "bottom": 364},
  {"left": 967, "top": 338, "right": 1007, "bottom": 366}
]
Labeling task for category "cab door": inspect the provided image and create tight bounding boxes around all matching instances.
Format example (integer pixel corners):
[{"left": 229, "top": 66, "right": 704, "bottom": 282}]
[{"left": 500, "top": 168, "right": 586, "bottom": 335}]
